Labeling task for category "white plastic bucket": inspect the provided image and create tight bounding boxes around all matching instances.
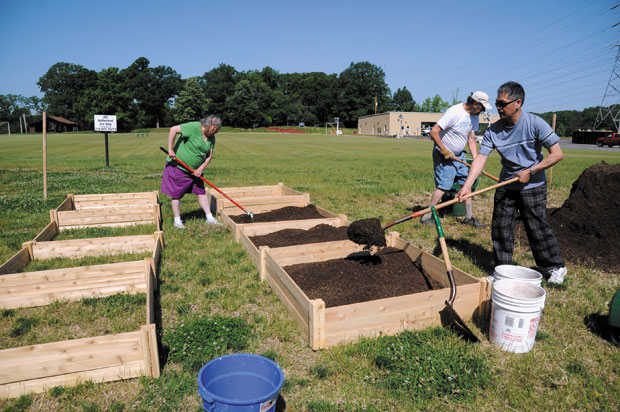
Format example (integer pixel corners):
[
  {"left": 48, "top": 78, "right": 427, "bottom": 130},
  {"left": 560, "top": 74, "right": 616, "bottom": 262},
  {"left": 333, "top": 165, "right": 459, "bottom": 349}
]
[
  {"left": 489, "top": 279, "right": 546, "bottom": 353},
  {"left": 492, "top": 265, "right": 542, "bottom": 286}
]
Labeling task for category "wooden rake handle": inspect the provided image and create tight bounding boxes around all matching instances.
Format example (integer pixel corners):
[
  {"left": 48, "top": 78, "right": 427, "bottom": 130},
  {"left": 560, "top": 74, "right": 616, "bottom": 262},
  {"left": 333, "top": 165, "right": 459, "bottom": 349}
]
[{"left": 453, "top": 157, "right": 499, "bottom": 182}]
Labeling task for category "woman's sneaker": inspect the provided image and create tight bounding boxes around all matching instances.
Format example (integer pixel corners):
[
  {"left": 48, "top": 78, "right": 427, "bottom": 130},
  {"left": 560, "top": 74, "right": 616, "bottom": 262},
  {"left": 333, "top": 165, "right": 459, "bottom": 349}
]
[
  {"left": 547, "top": 266, "right": 567, "bottom": 285},
  {"left": 206, "top": 216, "right": 220, "bottom": 225},
  {"left": 173, "top": 221, "right": 185, "bottom": 229}
]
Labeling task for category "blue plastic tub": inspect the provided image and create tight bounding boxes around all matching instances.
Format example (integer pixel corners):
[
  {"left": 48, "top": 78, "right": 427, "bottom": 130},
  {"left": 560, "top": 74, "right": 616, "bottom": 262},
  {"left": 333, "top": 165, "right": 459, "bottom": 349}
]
[{"left": 197, "top": 353, "right": 284, "bottom": 412}]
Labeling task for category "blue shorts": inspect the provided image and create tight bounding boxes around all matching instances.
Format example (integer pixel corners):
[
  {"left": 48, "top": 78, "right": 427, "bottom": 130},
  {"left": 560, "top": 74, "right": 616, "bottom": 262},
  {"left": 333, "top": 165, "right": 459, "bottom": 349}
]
[{"left": 432, "top": 147, "right": 469, "bottom": 191}]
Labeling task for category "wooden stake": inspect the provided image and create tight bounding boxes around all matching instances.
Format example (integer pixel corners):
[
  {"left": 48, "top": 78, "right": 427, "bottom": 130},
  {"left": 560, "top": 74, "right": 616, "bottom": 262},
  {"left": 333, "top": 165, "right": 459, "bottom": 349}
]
[
  {"left": 549, "top": 113, "right": 556, "bottom": 187},
  {"left": 43, "top": 112, "right": 47, "bottom": 200}
]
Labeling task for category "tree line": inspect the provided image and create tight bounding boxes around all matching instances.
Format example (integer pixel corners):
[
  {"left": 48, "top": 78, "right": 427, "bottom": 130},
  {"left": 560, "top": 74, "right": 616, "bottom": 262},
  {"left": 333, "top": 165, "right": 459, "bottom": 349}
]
[{"left": 0, "top": 57, "right": 615, "bottom": 133}]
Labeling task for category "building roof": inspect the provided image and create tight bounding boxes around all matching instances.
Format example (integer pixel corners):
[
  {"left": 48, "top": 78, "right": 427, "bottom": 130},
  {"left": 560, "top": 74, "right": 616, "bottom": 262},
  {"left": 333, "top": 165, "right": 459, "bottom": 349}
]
[{"left": 47, "top": 116, "right": 77, "bottom": 125}]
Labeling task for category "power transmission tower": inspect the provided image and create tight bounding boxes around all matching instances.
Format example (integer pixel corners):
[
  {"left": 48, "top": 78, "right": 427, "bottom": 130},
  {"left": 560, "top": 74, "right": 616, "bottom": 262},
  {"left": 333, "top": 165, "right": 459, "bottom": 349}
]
[{"left": 594, "top": 43, "right": 620, "bottom": 132}]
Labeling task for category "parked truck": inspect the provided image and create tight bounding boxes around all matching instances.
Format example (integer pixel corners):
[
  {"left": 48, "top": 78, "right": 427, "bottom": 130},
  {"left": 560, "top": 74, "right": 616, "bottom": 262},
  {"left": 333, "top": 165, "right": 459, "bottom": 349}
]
[{"left": 597, "top": 133, "right": 620, "bottom": 147}]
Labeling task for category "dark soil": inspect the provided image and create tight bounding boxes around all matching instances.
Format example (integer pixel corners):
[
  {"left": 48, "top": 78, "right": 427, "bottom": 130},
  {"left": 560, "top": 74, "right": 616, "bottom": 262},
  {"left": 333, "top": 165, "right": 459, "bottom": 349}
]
[
  {"left": 517, "top": 161, "right": 620, "bottom": 272},
  {"left": 249, "top": 224, "right": 349, "bottom": 248},
  {"left": 285, "top": 247, "right": 445, "bottom": 307},
  {"left": 548, "top": 161, "right": 620, "bottom": 272},
  {"left": 347, "top": 218, "right": 386, "bottom": 247},
  {"left": 230, "top": 205, "right": 327, "bottom": 224}
]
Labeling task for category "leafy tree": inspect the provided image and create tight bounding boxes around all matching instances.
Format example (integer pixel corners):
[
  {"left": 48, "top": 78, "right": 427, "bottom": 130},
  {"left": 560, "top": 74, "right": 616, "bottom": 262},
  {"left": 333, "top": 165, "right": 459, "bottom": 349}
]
[
  {"left": 391, "top": 87, "right": 415, "bottom": 112},
  {"left": 337, "top": 62, "right": 391, "bottom": 126},
  {"left": 225, "top": 79, "right": 268, "bottom": 128},
  {"left": 416, "top": 94, "right": 450, "bottom": 113},
  {"left": 37, "top": 62, "right": 97, "bottom": 128},
  {"left": 75, "top": 67, "right": 137, "bottom": 131},
  {"left": 174, "top": 77, "right": 211, "bottom": 124},
  {"left": 121, "top": 57, "right": 182, "bottom": 128},
  {"left": 203, "top": 63, "right": 239, "bottom": 120}
]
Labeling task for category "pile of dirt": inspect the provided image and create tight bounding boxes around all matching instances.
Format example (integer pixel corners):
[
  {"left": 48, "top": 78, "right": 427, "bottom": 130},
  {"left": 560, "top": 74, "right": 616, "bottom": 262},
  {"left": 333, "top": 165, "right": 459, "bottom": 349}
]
[
  {"left": 285, "top": 247, "right": 444, "bottom": 307},
  {"left": 549, "top": 161, "right": 620, "bottom": 272},
  {"left": 249, "top": 224, "right": 349, "bottom": 248},
  {"left": 346, "top": 218, "right": 387, "bottom": 248},
  {"left": 230, "top": 205, "right": 327, "bottom": 224}
]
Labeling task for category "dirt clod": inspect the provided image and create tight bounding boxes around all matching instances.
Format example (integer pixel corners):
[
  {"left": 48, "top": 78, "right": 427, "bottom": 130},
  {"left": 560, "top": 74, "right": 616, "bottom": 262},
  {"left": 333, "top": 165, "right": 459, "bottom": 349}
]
[{"left": 347, "top": 218, "right": 386, "bottom": 247}]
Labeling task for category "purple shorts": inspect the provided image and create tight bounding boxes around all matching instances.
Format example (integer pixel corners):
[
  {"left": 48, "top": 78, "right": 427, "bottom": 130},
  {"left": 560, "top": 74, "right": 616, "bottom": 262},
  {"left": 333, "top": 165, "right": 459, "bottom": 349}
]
[{"left": 161, "top": 163, "right": 206, "bottom": 199}]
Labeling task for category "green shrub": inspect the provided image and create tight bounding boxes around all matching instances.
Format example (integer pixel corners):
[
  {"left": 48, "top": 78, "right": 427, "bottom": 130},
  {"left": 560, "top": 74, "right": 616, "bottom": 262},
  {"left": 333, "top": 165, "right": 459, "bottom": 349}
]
[{"left": 163, "top": 316, "right": 252, "bottom": 372}]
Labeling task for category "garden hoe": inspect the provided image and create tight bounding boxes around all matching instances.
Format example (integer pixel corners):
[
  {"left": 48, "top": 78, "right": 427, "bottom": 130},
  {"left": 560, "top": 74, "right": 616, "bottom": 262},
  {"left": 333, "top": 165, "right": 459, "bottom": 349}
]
[
  {"left": 347, "top": 177, "right": 519, "bottom": 247},
  {"left": 159, "top": 147, "right": 254, "bottom": 221},
  {"left": 431, "top": 206, "right": 479, "bottom": 343}
]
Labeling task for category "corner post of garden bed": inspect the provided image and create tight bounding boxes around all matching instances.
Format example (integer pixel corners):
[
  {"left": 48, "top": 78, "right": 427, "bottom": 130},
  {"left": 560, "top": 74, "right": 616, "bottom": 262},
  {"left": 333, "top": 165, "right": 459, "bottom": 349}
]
[
  {"left": 259, "top": 246, "right": 269, "bottom": 281},
  {"left": 475, "top": 277, "right": 493, "bottom": 322},
  {"left": 309, "top": 299, "right": 326, "bottom": 350},
  {"left": 387, "top": 231, "right": 400, "bottom": 247}
]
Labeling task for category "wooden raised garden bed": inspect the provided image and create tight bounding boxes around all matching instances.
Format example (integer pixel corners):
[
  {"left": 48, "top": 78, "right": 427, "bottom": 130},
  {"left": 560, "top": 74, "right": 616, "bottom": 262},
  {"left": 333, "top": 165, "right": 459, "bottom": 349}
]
[
  {"left": 238, "top": 215, "right": 350, "bottom": 269},
  {"left": 208, "top": 183, "right": 308, "bottom": 217},
  {"left": 0, "top": 194, "right": 164, "bottom": 398},
  {"left": 50, "top": 192, "right": 161, "bottom": 232},
  {"left": 258, "top": 232, "right": 491, "bottom": 349}
]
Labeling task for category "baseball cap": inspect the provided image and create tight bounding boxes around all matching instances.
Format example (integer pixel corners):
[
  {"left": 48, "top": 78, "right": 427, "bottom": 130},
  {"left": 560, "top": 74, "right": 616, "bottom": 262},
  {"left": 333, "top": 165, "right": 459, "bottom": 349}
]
[{"left": 471, "top": 91, "right": 492, "bottom": 110}]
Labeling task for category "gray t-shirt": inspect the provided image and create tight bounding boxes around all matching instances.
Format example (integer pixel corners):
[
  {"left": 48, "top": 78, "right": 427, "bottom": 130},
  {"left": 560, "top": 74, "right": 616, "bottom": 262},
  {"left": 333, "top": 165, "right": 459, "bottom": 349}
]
[{"left": 480, "top": 111, "right": 559, "bottom": 190}]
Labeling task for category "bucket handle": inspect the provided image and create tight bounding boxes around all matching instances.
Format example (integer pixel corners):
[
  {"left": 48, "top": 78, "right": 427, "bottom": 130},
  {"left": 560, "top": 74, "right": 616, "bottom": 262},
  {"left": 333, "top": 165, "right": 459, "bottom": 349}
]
[{"left": 202, "top": 396, "right": 216, "bottom": 412}]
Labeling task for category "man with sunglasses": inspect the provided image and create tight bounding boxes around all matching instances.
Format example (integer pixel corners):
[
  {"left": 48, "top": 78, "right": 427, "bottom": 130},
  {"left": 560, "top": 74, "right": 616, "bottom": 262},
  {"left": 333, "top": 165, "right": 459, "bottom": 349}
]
[
  {"left": 420, "top": 91, "right": 492, "bottom": 228},
  {"left": 457, "top": 81, "right": 567, "bottom": 285}
]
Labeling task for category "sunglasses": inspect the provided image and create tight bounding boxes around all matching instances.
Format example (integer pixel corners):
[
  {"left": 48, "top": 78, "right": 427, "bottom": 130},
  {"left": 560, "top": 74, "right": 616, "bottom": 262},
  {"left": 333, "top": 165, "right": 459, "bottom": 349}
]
[{"left": 495, "top": 99, "right": 518, "bottom": 108}]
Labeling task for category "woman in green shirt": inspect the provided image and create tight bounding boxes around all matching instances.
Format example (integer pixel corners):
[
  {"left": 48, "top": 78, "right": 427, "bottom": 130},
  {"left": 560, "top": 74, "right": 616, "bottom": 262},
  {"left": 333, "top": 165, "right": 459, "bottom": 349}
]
[{"left": 161, "top": 115, "right": 222, "bottom": 228}]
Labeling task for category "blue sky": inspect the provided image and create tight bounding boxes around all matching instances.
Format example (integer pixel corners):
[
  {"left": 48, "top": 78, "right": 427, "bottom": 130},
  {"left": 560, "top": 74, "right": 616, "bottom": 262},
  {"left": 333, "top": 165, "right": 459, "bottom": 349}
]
[{"left": 2, "top": 0, "right": 618, "bottom": 114}]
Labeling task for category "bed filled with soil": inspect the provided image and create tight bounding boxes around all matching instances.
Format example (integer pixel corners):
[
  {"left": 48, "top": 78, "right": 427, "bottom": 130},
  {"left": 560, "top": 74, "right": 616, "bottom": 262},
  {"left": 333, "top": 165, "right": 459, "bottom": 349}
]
[
  {"left": 249, "top": 224, "right": 349, "bottom": 248},
  {"left": 548, "top": 161, "right": 620, "bottom": 272},
  {"left": 284, "top": 247, "right": 445, "bottom": 307},
  {"left": 230, "top": 205, "right": 327, "bottom": 224}
]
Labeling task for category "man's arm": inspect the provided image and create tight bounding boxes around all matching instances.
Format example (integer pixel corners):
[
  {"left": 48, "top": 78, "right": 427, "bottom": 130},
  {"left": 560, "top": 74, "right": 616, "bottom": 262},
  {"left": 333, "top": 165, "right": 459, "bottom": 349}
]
[
  {"left": 467, "top": 130, "right": 478, "bottom": 158},
  {"left": 430, "top": 124, "right": 455, "bottom": 159},
  {"left": 517, "top": 142, "right": 563, "bottom": 183},
  {"left": 457, "top": 153, "right": 488, "bottom": 201}
]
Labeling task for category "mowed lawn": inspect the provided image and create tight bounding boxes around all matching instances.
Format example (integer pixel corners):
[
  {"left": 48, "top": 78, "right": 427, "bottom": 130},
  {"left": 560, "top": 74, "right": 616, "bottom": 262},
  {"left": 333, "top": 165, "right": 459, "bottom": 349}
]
[{"left": 0, "top": 131, "right": 619, "bottom": 411}]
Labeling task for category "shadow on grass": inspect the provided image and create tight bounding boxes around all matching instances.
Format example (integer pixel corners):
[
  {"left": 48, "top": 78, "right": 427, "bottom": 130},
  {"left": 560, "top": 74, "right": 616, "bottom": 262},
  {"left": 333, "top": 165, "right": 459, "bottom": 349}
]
[
  {"left": 584, "top": 312, "right": 619, "bottom": 346},
  {"left": 180, "top": 208, "right": 208, "bottom": 222},
  {"left": 430, "top": 238, "right": 496, "bottom": 274}
]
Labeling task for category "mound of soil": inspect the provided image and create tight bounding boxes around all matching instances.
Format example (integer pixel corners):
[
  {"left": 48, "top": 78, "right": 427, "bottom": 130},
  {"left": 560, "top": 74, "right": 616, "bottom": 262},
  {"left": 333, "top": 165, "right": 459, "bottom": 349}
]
[
  {"left": 548, "top": 161, "right": 620, "bottom": 272},
  {"left": 346, "top": 218, "right": 387, "bottom": 248},
  {"left": 249, "top": 224, "right": 349, "bottom": 248},
  {"left": 285, "top": 247, "right": 444, "bottom": 307},
  {"left": 230, "top": 205, "right": 327, "bottom": 224}
]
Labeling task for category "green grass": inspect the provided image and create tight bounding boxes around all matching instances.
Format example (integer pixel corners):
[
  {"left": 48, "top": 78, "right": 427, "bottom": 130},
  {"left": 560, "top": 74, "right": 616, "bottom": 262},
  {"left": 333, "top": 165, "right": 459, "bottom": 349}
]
[{"left": 0, "top": 131, "right": 619, "bottom": 411}]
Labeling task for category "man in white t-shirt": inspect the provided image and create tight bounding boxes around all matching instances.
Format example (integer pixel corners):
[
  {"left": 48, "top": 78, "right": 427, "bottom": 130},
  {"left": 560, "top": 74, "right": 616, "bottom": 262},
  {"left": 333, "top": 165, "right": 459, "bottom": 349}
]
[{"left": 420, "top": 91, "right": 491, "bottom": 227}]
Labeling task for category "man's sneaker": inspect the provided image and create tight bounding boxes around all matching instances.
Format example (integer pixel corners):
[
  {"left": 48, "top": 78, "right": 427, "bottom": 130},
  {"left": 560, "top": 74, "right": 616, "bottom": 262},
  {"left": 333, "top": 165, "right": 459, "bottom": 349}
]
[
  {"left": 206, "top": 216, "right": 220, "bottom": 225},
  {"left": 173, "top": 221, "right": 185, "bottom": 229},
  {"left": 420, "top": 215, "right": 434, "bottom": 226},
  {"left": 547, "top": 266, "right": 567, "bottom": 285},
  {"left": 460, "top": 217, "right": 486, "bottom": 228}
]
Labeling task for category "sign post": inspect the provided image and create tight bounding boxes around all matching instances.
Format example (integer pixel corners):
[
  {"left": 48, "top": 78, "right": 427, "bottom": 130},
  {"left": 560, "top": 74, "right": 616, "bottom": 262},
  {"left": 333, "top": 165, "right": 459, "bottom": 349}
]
[{"left": 94, "top": 115, "right": 117, "bottom": 168}]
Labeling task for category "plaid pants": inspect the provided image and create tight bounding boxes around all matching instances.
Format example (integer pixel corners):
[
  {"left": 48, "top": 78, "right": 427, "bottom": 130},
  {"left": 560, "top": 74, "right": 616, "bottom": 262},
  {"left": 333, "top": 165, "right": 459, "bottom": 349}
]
[{"left": 492, "top": 183, "right": 564, "bottom": 272}]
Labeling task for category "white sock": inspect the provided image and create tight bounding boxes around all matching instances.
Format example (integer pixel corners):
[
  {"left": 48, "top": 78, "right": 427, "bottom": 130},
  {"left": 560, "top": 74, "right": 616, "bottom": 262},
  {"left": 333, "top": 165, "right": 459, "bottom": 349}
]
[
  {"left": 174, "top": 216, "right": 182, "bottom": 224},
  {"left": 206, "top": 213, "right": 214, "bottom": 221}
]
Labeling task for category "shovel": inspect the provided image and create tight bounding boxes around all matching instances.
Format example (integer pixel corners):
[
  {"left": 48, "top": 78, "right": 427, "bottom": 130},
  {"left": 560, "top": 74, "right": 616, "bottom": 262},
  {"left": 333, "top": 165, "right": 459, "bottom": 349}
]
[
  {"left": 382, "top": 176, "right": 519, "bottom": 231},
  {"left": 160, "top": 147, "right": 254, "bottom": 221},
  {"left": 347, "top": 177, "right": 519, "bottom": 247},
  {"left": 431, "top": 206, "right": 480, "bottom": 342}
]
